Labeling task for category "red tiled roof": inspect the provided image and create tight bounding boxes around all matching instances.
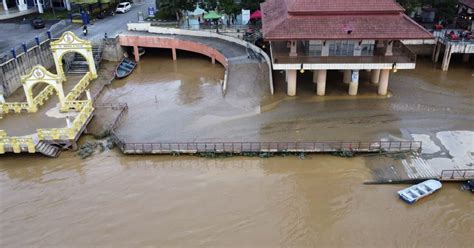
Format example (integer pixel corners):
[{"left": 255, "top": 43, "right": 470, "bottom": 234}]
[
  {"left": 285, "top": 0, "right": 404, "bottom": 13},
  {"left": 461, "top": 0, "right": 474, "bottom": 9},
  {"left": 261, "top": 0, "right": 433, "bottom": 40}
]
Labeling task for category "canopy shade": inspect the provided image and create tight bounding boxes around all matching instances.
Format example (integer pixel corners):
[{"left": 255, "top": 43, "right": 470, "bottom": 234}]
[
  {"left": 204, "top": 11, "right": 222, "bottom": 20},
  {"left": 250, "top": 10, "right": 262, "bottom": 20}
]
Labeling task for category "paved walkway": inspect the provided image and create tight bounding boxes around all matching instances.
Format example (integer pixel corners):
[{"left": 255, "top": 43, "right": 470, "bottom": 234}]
[
  {"left": 0, "top": 7, "right": 36, "bottom": 21},
  {"left": 1, "top": 73, "right": 85, "bottom": 136}
]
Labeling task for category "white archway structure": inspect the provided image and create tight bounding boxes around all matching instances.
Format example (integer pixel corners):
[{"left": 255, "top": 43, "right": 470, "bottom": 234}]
[
  {"left": 51, "top": 31, "right": 97, "bottom": 80},
  {"left": 21, "top": 65, "right": 65, "bottom": 112}
]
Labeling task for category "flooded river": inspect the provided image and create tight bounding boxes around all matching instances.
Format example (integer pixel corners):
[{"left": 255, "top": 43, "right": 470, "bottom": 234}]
[
  {"left": 1, "top": 152, "right": 473, "bottom": 247},
  {"left": 1, "top": 51, "right": 473, "bottom": 247}
]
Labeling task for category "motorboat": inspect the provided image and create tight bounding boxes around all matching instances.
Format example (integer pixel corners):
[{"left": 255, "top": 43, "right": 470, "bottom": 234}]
[
  {"left": 398, "top": 179, "right": 442, "bottom": 204},
  {"left": 115, "top": 58, "right": 136, "bottom": 79}
]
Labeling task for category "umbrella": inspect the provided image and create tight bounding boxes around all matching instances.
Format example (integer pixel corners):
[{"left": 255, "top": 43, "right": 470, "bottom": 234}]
[
  {"left": 250, "top": 10, "right": 262, "bottom": 20},
  {"left": 204, "top": 11, "right": 222, "bottom": 20}
]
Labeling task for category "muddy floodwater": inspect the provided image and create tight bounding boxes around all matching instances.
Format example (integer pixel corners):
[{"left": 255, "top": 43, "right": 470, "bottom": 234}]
[
  {"left": 1, "top": 52, "right": 474, "bottom": 247},
  {"left": 1, "top": 152, "right": 473, "bottom": 247}
]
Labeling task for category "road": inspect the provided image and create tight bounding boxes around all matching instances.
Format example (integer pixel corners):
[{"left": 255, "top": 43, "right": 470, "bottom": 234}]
[
  {"left": 75, "top": 0, "right": 151, "bottom": 41},
  {"left": 0, "top": 0, "right": 152, "bottom": 54}
]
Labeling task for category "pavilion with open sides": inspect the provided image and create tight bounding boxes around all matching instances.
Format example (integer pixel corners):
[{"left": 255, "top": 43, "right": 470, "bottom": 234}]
[{"left": 261, "top": 0, "right": 433, "bottom": 96}]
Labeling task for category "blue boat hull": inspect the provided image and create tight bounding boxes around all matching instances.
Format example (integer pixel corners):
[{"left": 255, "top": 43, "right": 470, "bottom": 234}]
[{"left": 115, "top": 58, "right": 137, "bottom": 79}]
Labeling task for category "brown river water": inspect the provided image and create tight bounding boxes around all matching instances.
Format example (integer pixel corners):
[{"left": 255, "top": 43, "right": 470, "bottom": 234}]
[
  {"left": 1, "top": 51, "right": 473, "bottom": 247},
  {"left": 1, "top": 152, "right": 473, "bottom": 247}
]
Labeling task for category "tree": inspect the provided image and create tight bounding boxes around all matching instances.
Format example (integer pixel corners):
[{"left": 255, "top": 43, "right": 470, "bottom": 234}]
[
  {"left": 397, "top": 0, "right": 458, "bottom": 22},
  {"left": 219, "top": 0, "right": 240, "bottom": 15},
  {"left": 157, "top": 0, "right": 197, "bottom": 21},
  {"left": 239, "top": 0, "right": 265, "bottom": 12},
  {"left": 397, "top": 0, "right": 422, "bottom": 14}
]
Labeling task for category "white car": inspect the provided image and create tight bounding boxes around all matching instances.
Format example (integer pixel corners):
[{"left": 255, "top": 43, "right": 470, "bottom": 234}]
[{"left": 116, "top": 2, "right": 132, "bottom": 13}]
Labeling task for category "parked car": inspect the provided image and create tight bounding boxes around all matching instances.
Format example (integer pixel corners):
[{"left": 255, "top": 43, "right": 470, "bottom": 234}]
[
  {"left": 116, "top": 2, "right": 132, "bottom": 13},
  {"left": 31, "top": 17, "right": 45, "bottom": 29}
]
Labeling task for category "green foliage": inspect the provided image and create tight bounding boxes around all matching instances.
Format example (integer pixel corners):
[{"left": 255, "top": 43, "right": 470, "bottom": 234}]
[
  {"left": 397, "top": 0, "right": 458, "bottom": 21},
  {"left": 219, "top": 0, "right": 241, "bottom": 15},
  {"left": 239, "top": 0, "right": 265, "bottom": 12},
  {"left": 40, "top": 9, "right": 69, "bottom": 20},
  {"left": 156, "top": 0, "right": 197, "bottom": 20}
]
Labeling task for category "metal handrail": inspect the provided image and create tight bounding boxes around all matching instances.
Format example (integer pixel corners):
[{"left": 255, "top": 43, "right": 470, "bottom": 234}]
[
  {"left": 440, "top": 169, "right": 474, "bottom": 179},
  {"left": 112, "top": 140, "right": 422, "bottom": 154}
]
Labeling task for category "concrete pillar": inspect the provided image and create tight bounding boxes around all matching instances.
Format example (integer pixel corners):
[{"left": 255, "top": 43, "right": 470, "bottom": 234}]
[
  {"left": 463, "top": 53, "right": 470, "bottom": 62},
  {"left": 441, "top": 44, "right": 452, "bottom": 71},
  {"left": 35, "top": 0, "right": 43, "bottom": 13},
  {"left": 285, "top": 70, "right": 288, "bottom": 82},
  {"left": 431, "top": 42, "right": 439, "bottom": 62},
  {"left": 172, "top": 48, "right": 177, "bottom": 61},
  {"left": 343, "top": 70, "right": 351, "bottom": 84},
  {"left": 312, "top": 70, "right": 318, "bottom": 84},
  {"left": 211, "top": 56, "right": 215, "bottom": 64},
  {"left": 316, "top": 70, "right": 327, "bottom": 96},
  {"left": 64, "top": 0, "right": 71, "bottom": 11},
  {"left": 289, "top": 41, "right": 297, "bottom": 57},
  {"left": 133, "top": 46, "right": 140, "bottom": 62},
  {"left": 434, "top": 42, "right": 442, "bottom": 63},
  {"left": 2, "top": 0, "right": 8, "bottom": 11},
  {"left": 385, "top": 41, "right": 393, "bottom": 56},
  {"left": 55, "top": 84, "right": 66, "bottom": 108},
  {"left": 66, "top": 116, "right": 72, "bottom": 128},
  {"left": 348, "top": 70, "right": 359, "bottom": 96},
  {"left": 287, "top": 70, "right": 297, "bottom": 96},
  {"left": 378, "top": 69, "right": 390, "bottom": 95},
  {"left": 321, "top": 42, "right": 329, "bottom": 56},
  {"left": 370, "top": 69, "right": 381, "bottom": 85},
  {"left": 23, "top": 86, "right": 34, "bottom": 108}
]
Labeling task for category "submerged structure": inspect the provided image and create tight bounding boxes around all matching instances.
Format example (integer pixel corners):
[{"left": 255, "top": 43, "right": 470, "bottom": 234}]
[{"left": 261, "top": 0, "right": 433, "bottom": 96}]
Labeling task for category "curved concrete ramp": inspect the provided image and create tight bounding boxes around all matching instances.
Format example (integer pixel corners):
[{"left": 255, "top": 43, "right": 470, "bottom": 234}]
[{"left": 119, "top": 24, "right": 273, "bottom": 95}]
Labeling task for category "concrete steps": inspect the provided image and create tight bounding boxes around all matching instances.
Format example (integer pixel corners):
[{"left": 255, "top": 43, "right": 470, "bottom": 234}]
[
  {"left": 66, "top": 44, "right": 103, "bottom": 74},
  {"left": 402, "top": 156, "right": 438, "bottom": 179},
  {"left": 36, "top": 141, "right": 61, "bottom": 158}
]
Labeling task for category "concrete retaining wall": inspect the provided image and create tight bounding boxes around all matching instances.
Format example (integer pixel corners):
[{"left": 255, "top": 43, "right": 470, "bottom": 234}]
[
  {"left": 127, "top": 23, "right": 274, "bottom": 94},
  {"left": 0, "top": 41, "right": 54, "bottom": 97},
  {"left": 118, "top": 35, "right": 229, "bottom": 68},
  {"left": 102, "top": 37, "right": 126, "bottom": 62}
]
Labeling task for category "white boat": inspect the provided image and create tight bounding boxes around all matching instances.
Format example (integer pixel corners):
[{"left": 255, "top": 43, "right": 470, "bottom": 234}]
[{"left": 398, "top": 180, "right": 442, "bottom": 204}]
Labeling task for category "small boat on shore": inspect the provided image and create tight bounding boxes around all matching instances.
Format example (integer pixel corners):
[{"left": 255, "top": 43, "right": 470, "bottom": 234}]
[
  {"left": 398, "top": 179, "right": 442, "bottom": 204},
  {"left": 115, "top": 58, "right": 136, "bottom": 79}
]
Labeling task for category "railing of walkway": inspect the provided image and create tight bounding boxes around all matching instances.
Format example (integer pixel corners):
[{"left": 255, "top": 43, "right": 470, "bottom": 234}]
[
  {"left": 113, "top": 140, "right": 422, "bottom": 154},
  {"left": 440, "top": 169, "right": 474, "bottom": 180},
  {"left": 94, "top": 102, "right": 129, "bottom": 132},
  {"left": 272, "top": 41, "right": 416, "bottom": 65}
]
